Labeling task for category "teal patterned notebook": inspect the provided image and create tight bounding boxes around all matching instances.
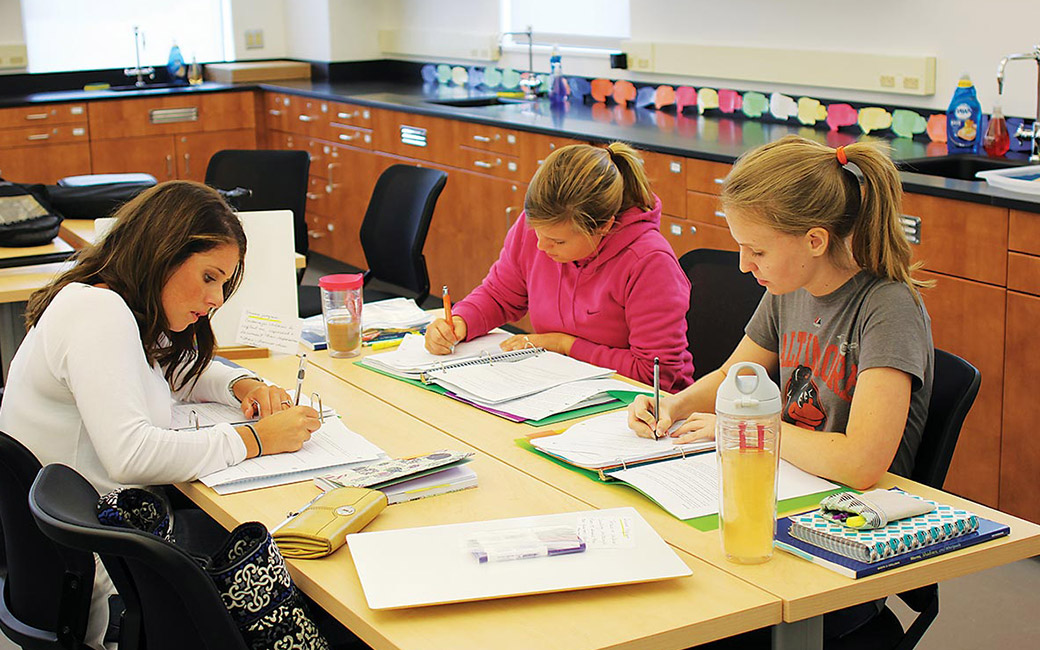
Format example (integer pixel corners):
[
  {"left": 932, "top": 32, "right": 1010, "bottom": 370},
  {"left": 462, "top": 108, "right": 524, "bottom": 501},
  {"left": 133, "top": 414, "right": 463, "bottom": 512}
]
[{"left": 788, "top": 490, "right": 980, "bottom": 563}]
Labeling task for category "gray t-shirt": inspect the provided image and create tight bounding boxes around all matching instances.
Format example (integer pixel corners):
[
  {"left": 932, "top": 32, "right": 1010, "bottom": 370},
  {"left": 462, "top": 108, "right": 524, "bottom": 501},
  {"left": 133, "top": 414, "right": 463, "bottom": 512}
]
[{"left": 745, "top": 271, "right": 933, "bottom": 477}]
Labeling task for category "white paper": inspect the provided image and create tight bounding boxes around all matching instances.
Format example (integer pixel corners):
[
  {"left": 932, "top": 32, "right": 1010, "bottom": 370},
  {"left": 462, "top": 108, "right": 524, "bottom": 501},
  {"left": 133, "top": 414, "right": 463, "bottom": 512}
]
[
  {"left": 362, "top": 297, "right": 434, "bottom": 330},
  {"left": 429, "top": 352, "right": 614, "bottom": 404},
  {"left": 477, "top": 378, "right": 648, "bottom": 421},
  {"left": 171, "top": 393, "right": 334, "bottom": 430},
  {"left": 576, "top": 515, "right": 636, "bottom": 549},
  {"left": 361, "top": 332, "right": 512, "bottom": 377},
  {"left": 531, "top": 410, "right": 713, "bottom": 470},
  {"left": 609, "top": 453, "right": 839, "bottom": 520},
  {"left": 236, "top": 310, "right": 302, "bottom": 355}
]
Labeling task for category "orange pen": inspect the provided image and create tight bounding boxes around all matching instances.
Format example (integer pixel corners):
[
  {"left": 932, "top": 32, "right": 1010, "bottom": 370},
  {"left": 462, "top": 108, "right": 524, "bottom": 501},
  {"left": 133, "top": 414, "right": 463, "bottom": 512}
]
[{"left": 442, "top": 285, "right": 455, "bottom": 345}]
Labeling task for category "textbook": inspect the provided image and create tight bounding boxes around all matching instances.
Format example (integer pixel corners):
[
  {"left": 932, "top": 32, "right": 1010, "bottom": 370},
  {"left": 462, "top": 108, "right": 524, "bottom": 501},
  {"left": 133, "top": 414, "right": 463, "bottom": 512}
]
[
  {"left": 776, "top": 516, "right": 1011, "bottom": 579},
  {"left": 786, "top": 492, "right": 991, "bottom": 563}
]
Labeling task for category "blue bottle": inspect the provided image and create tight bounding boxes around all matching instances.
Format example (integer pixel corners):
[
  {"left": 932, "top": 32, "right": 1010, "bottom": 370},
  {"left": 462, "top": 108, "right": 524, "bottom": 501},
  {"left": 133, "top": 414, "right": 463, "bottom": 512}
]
[
  {"left": 946, "top": 74, "right": 981, "bottom": 153},
  {"left": 167, "top": 42, "right": 187, "bottom": 85},
  {"left": 548, "top": 46, "right": 569, "bottom": 108}
]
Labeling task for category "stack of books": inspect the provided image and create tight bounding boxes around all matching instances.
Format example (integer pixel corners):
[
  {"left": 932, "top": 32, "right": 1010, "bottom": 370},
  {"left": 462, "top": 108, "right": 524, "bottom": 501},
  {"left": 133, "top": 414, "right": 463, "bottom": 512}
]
[
  {"left": 300, "top": 297, "right": 433, "bottom": 351},
  {"left": 314, "top": 449, "right": 477, "bottom": 505}
]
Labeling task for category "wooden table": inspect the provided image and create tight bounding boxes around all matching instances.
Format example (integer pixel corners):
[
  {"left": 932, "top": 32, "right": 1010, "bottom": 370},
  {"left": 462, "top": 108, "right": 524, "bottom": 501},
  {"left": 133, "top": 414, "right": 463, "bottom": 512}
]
[
  {"left": 181, "top": 357, "right": 782, "bottom": 650},
  {"left": 60, "top": 219, "right": 307, "bottom": 270},
  {"left": 307, "top": 348, "right": 1040, "bottom": 648}
]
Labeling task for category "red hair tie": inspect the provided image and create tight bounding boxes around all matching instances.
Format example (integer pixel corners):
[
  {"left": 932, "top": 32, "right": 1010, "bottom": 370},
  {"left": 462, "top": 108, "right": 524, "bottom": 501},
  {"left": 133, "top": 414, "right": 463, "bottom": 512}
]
[{"left": 835, "top": 146, "right": 848, "bottom": 166}]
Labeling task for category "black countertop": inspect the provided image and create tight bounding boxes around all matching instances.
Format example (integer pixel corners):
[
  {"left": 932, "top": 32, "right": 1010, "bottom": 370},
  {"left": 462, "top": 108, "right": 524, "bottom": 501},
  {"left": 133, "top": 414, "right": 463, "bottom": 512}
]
[{"left": 7, "top": 77, "right": 1040, "bottom": 214}]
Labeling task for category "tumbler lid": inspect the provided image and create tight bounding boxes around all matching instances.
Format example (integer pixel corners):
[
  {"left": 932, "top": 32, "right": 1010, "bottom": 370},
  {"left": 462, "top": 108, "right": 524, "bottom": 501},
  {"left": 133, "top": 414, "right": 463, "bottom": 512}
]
[
  {"left": 715, "top": 362, "right": 781, "bottom": 417},
  {"left": 319, "top": 273, "right": 363, "bottom": 291}
]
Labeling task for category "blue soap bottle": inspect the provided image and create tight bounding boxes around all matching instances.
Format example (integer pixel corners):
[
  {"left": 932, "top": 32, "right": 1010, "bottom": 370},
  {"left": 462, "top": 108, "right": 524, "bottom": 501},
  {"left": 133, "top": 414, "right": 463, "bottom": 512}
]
[
  {"left": 946, "top": 74, "right": 982, "bottom": 153},
  {"left": 167, "top": 41, "right": 187, "bottom": 85},
  {"left": 548, "top": 46, "right": 569, "bottom": 108}
]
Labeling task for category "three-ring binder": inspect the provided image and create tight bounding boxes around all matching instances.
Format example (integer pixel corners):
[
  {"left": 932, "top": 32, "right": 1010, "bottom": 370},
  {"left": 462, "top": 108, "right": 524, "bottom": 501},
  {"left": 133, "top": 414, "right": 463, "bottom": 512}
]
[{"left": 419, "top": 346, "right": 544, "bottom": 384}]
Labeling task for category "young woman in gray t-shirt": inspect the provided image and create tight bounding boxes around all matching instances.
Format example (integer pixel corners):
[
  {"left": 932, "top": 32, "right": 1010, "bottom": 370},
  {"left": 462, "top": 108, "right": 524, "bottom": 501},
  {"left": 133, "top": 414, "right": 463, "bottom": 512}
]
[{"left": 628, "top": 135, "right": 933, "bottom": 491}]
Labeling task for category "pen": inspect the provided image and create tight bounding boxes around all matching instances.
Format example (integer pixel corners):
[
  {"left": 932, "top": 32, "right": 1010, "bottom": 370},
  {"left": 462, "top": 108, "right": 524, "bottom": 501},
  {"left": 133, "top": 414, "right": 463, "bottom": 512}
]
[
  {"left": 294, "top": 353, "right": 307, "bottom": 406},
  {"left": 442, "top": 284, "right": 456, "bottom": 349},
  {"left": 653, "top": 356, "right": 661, "bottom": 440}
]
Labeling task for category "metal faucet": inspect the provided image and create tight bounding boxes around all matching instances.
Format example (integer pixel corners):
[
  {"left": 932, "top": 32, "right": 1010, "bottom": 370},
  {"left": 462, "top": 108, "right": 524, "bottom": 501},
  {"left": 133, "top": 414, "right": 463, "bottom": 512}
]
[
  {"left": 997, "top": 43, "right": 1040, "bottom": 162},
  {"left": 500, "top": 25, "right": 541, "bottom": 100},
  {"left": 123, "top": 25, "right": 155, "bottom": 87}
]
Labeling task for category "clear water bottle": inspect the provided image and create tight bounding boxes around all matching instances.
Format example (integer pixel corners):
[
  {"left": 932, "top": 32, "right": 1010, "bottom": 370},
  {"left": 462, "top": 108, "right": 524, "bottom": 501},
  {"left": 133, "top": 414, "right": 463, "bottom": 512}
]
[
  {"left": 548, "top": 46, "right": 569, "bottom": 108},
  {"left": 715, "top": 362, "right": 782, "bottom": 564},
  {"left": 319, "top": 274, "right": 363, "bottom": 358}
]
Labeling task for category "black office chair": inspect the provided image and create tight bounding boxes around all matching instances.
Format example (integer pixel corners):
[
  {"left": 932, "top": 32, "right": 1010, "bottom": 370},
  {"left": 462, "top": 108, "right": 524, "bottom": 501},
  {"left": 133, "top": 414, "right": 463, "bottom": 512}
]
[
  {"left": 357, "top": 164, "right": 447, "bottom": 307},
  {"left": 0, "top": 432, "right": 95, "bottom": 650},
  {"left": 203, "top": 149, "right": 316, "bottom": 315},
  {"left": 679, "top": 248, "right": 765, "bottom": 379},
  {"left": 29, "top": 464, "right": 249, "bottom": 650},
  {"left": 838, "top": 348, "right": 982, "bottom": 650}
]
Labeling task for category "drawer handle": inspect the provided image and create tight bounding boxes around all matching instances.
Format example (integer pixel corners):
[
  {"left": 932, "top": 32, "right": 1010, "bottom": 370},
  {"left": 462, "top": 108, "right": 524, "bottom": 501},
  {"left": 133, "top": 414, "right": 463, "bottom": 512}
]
[
  {"left": 690, "top": 225, "right": 698, "bottom": 234},
  {"left": 713, "top": 177, "right": 725, "bottom": 185},
  {"left": 474, "top": 159, "right": 500, "bottom": 169},
  {"left": 25, "top": 113, "right": 50, "bottom": 121},
  {"left": 165, "top": 155, "right": 173, "bottom": 178},
  {"left": 308, "top": 230, "right": 325, "bottom": 239},
  {"left": 26, "top": 133, "right": 50, "bottom": 141},
  {"left": 268, "top": 109, "right": 282, "bottom": 116},
  {"left": 307, "top": 192, "right": 322, "bottom": 200},
  {"left": 298, "top": 114, "right": 315, "bottom": 122},
  {"left": 337, "top": 110, "right": 359, "bottom": 119},
  {"left": 183, "top": 153, "right": 190, "bottom": 176},
  {"left": 472, "top": 135, "right": 492, "bottom": 143},
  {"left": 714, "top": 210, "right": 726, "bottom": 219},
  {"left": 338, "top": 133, "right": 356, "bottom": 141}
]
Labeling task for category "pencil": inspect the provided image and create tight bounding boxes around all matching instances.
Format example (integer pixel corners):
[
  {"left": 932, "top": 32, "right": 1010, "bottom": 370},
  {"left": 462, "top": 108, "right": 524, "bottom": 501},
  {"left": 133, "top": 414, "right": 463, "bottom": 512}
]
[
  {"left": 442, "top": 285, "right": 452, "bottom": 323},
  {"left": 653, "top": 357, "right": 660, "bottom": 440}
]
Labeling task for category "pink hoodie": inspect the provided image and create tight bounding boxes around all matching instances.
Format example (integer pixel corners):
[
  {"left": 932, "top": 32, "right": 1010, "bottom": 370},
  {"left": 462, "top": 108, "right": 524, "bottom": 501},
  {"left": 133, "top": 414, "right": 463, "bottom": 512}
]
[{"left": 453, "top": 196, "right": 694, "bottom": 391}]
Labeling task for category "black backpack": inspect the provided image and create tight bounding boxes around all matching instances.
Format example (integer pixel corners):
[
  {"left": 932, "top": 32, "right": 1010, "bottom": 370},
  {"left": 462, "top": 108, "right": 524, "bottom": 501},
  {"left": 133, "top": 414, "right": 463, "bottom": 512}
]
[{"left": 0, "top": 180, "right": 63, "bottom": 247}]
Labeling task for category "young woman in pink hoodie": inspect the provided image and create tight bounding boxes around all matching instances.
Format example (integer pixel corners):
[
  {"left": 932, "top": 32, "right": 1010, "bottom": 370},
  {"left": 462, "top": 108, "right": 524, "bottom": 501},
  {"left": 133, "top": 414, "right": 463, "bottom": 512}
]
[{"left": 425, "top": 142, "right": 694, "bottom": 391}]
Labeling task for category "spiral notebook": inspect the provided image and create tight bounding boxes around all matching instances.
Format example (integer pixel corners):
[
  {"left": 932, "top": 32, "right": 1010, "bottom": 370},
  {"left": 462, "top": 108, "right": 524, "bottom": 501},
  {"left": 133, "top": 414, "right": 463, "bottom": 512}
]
[{"left": 788, "top": 491, "right": 984, "bottom": 563}]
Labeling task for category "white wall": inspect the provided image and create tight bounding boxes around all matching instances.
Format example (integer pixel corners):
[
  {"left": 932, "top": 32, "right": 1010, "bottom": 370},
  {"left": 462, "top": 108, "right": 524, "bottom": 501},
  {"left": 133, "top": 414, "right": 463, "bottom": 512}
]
[
  {"left": 284, "top": 0, "right": 332, "bottom": 61},
  {"left": 227, "top": 0, "right": 287, "bottom": 60},
  {"left": 328, "top": 0, "right": 382, "bottom": 62}
]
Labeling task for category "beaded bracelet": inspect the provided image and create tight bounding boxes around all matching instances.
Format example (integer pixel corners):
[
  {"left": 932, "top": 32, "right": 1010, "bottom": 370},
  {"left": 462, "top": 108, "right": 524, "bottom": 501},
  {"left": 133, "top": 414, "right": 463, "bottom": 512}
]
[{"left": 243, "top": 423, "right": 263, "bottom": 457}]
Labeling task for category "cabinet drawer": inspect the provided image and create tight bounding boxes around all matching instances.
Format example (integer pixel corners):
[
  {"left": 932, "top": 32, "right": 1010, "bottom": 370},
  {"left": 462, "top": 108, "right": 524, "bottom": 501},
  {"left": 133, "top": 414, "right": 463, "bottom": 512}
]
[
  {"left": 0, "top": 103, "right": 87, "bottom": 128},
  {"left": 264, "top": 93, "right": 292, "bottom": 132},
  {"left": 1009, "top": 209, "right": 1040, "bottom": 255},
  {"left": 685, "top": 158, "right": 732, "bottom": 194},
  {"left": 328, "top": 122, "right": 373, "bottom": 149},
  {"left": 0, "top": 124, "right": 88, "bottom": 147},
  {"left": 327, "top": 101, "right": 373, "bottom": 129},
  {"left": 89, "top": 92, "right": 256, "bottom": 138},
  {"left": 685, "top": 191, "right": 729, "bottom": 227},
  {"left": 661, "top": 215, "right": 737, "bottom": 257},
  {"left": 902, "top": 193, "right": 1008, "bottom": 286},
  {"left": 374, "top": 111, "right": 456, "bottom": 166},
  {"left": 288, "top": 96, "right": 329, "bottom": 138},
  {"left": 456, "top": 121, "right": 522, "bottom": 156},
  {"left": 519, "top": 131, "right": 585, "bottom": 180},
  {"left": 457, "top": 146, "right": 523, "bottom": 180},
  {"left": 640, "top": 150, "right": 685, "bottom": 218},
  {"left": 1008, "top": 252, "right": 1040, "bottom": 295},
  {"left": 306, "top": 175, "right": 330, "bottom": 216}
]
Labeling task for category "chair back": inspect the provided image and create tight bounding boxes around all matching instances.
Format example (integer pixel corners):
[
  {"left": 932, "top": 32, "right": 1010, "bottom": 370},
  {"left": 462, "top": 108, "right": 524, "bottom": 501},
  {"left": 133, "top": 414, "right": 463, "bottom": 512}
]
[
  {"left": 205, "top": 149, "right": 311, "bottom": 261},
  {"left": 678, "top": 249, "right": 765, "bottom": 380},
  {"left": 911, "top": 349, "right": 981, "bottom": 489},
  {"left": 0, "top": 432, "right": 93, "bottom": 649},
  {"left": 29, "top": 464, "right": 248, "bottom": 650},
  {"left": 359, "top": 165, "right": 447, "bottom": 305}
]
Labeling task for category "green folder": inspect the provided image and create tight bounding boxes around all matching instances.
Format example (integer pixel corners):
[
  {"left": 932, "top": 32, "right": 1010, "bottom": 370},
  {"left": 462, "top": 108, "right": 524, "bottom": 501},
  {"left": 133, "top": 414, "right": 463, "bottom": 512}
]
[{"left": 515, "top": 438, "right": 846, "bottom": 532}]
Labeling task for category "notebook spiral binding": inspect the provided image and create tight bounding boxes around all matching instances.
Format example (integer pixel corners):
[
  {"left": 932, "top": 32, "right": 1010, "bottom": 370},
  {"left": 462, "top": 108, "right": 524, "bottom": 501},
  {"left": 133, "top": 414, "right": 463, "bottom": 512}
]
[{"left": 420, "top": 347, "right": 544, "bottom": 384}]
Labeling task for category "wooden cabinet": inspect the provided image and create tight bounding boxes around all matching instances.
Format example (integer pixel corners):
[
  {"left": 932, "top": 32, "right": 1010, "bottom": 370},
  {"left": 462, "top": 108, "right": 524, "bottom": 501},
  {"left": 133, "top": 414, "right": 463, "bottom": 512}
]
[
  {"left": 902, "top": 193, "right": 1008, "bottom": 286},
  {"left": 640, "top": 150, "right": 685, "bottom": 218},
  {"left": 0, "top": 102, "right": 91, "bottom": 182},
  {"left": 89, "top": 92, "right": 257, "bottom": 180},
  {"left": 373, "top": 110, "right": 457, "bottom": 167},
  {"left": 1002, "top": 291, "right": 1040, "bottom": 521},
  {"left": 518, "top": 131, "right": 585, "bottom": 180}
]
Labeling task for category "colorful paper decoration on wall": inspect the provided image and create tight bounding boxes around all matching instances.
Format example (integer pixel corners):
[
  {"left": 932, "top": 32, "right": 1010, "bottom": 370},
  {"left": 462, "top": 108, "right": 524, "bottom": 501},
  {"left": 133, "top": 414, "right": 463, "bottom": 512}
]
[
  {"left": 590, "top": 78, "right": 614, "bottom": 103},
  {"left": 857, "top": 107, "right": 893, "bottom": 134},
  {"left": 891, "top": 109, "right": 927, "bottom": 138},
  {"left": 741, "top": 92, "right": 768, "bottom": 118},
  {"left": 769, "top": 93, "right": 798, "bottom": 121},
  {"left": 926, "top": 114, "right": 947, "bottom": 143},
  {"left": 675, "top": 86, "right": 697, "bottom": 112},
  {"left": 718, "top": 89, "right": 742, "bottom": 114},
  {"left": 500, "top": 68, "right": 521, "bottom": 90},
  {"left": 697, "top": 88, "right": 719, "bottom": 113},
  {"left": 435, "top": 64, "right": 452, "bottom": 83},
  {"left": 568, "top": 77, "right": 591, "bottom": 102},
  {"left": 654, "top": 86, "right": 675, "bottom": 109},
  {"left": 797, "top": 97, "right": 828, "bottom": 126},
  {"left": 483, "top": 67, "right": 502, "bottom": 88},
  {"left": 451, "top": 66, "right": 468, "bottom": 85},
  {"left": 613, "top": 80, "right": 637, "bottom": 106},
  {"left": 826, "top": 104, "right": 859, "bottom": 131},
  {"left": 635, "top": 86, "right": 656, "bottom": 108},
  {"left": 420, "top": 64, "right": 437, "bottom": 83}
]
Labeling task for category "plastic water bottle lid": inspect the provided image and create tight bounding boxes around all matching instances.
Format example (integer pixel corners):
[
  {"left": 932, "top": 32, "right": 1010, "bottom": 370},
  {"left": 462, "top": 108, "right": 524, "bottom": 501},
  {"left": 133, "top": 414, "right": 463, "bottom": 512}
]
[
  {"left": 318, "top": 273, "right": 363, "bottom": 291},
  {"left": 715, "top": 362, "right": 781, "bottom": 417}
]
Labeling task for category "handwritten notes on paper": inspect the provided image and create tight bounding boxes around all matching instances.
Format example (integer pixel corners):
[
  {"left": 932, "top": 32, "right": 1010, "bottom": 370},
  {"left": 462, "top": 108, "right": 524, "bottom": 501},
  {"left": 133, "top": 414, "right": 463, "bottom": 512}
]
[{"left": 236, "top": 310, "right": 301, "bottom": 355}]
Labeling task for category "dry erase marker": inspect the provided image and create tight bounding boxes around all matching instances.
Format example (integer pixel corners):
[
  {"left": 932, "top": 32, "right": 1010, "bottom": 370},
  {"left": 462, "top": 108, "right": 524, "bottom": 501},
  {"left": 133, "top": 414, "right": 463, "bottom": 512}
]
[
  {"left": 653, "top": 357, "right": 661, "bottom": 440},
  {"left": 294, "top": 353, "right": 307, "bottom": 406}
]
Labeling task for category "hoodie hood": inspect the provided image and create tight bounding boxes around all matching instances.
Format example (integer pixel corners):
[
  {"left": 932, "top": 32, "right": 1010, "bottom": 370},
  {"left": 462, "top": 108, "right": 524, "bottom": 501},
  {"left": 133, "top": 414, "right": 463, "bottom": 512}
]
[{"left": 574, "top": 195, "right": 662, "bottom": 271}]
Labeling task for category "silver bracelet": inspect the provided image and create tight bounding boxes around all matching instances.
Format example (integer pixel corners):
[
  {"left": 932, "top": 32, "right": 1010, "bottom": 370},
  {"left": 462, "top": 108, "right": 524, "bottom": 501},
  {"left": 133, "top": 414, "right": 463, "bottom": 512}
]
[
  {"left": 228, "top": 374, "right": 259, "bottom": 402},
  {"left": 243, "top": 423, "right": 263, "bottom": 457}
]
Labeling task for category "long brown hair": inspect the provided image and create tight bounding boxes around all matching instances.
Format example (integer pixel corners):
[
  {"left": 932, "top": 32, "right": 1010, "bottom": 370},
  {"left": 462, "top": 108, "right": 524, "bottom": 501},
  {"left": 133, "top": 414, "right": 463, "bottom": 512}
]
[
  {"left": 721, "top": 135, "right": 928, "bottom": 293},
  {"left": 524, "top": 142, "right": 655, "bottom": 236},
  {"left": 25, "top": 180, "right": 246, "bottom": 390}
]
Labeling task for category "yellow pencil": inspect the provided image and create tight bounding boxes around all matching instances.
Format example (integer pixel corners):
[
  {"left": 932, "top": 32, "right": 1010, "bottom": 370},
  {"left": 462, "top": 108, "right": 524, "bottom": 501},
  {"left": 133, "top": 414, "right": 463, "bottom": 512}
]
[{"left": 369, "top": 338, "right": 404, "bottom": 351}]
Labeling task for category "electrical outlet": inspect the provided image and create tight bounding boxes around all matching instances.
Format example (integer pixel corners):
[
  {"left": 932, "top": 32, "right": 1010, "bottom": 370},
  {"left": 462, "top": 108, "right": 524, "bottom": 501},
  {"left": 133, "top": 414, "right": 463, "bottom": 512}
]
[
  {"left": 637, "top": 57, "right": 651, "bottom": 70},
  {"left": 903, "top": 76, "right": 920, "bottom": 90},
  {"left": 245, "top": 29, "right": 264, "bottom": 50},
  {"left": 879, "top": 75, "right": 895, "bottom": 88}
]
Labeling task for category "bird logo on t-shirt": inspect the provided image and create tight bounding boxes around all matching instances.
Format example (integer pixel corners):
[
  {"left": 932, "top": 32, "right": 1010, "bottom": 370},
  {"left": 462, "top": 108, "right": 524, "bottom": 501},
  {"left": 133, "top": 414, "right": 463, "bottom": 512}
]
[{"left": 784, "top": 365, "right": 826, "bottom": 430}]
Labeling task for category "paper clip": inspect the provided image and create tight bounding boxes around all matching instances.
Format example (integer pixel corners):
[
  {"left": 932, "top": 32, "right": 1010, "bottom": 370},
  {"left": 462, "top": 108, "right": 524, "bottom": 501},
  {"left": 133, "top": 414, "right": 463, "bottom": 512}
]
[
  {"left": 311, "top": 392, "right": 324, "bottom": 424},
  {"left": 189, "top": 409, "right": 199, "bottom": 431}
]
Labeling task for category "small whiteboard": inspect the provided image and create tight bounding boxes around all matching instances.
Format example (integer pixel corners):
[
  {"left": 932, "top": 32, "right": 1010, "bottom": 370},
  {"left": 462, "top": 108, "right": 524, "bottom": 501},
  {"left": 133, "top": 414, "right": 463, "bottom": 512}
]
[
  {"left": 95, "top": 210, "right": 298, "bottom": 347},
  {"left": 347, "top": 507, "right": 692, "bottom": 610}
]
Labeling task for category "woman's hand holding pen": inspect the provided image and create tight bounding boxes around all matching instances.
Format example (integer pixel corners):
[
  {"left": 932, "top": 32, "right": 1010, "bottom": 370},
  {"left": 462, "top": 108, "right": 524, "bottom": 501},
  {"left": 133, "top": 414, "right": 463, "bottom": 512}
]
[
  {"left": 234, "top": 379, "right": 294, "bottom": 419},
  {"left": 628, "top": 395, "right": 717, "bottom": 444},
  {"left": 243, "top": 406, "right": 321, "bottom": 457},
  {"left": 500, "top": 332, "right": 576, "bottom": 356},
  {"left": 424, "top": 316, "right": 468, "bottom": 354}
]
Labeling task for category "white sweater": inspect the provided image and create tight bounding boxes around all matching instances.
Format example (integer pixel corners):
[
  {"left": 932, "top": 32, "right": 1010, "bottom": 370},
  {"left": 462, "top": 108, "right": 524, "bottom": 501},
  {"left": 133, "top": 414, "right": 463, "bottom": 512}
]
[{"left": 0, "top": 283, "right": 249, "bottom": 494}]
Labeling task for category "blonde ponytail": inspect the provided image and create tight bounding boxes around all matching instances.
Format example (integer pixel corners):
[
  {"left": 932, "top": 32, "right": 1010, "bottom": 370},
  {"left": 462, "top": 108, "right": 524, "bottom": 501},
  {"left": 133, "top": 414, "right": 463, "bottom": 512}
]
[{"left": 721, "top": 135, "right": 930, "bottom": 294}]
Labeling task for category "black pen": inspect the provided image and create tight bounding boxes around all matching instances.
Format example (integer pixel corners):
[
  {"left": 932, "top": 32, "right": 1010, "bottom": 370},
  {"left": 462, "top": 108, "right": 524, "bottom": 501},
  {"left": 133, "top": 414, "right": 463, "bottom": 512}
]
[
  {"left": 294, "top": 353, "right": 307, "bottom": 406},
  {"left": 653, "top": 357, "right": 661, "bottom": 440}
]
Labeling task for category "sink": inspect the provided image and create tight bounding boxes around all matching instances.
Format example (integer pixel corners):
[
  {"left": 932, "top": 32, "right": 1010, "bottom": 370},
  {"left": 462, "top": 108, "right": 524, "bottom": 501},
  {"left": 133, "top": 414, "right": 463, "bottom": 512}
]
[
  {"left": 425, "top": 96, "right": 529, "bottom": 108},
  {"left": 105, "top": 82, "right": 194, "bottom": 92},
  {"left": 896, "top": 155, "right": 1028, "bottom": 181}
]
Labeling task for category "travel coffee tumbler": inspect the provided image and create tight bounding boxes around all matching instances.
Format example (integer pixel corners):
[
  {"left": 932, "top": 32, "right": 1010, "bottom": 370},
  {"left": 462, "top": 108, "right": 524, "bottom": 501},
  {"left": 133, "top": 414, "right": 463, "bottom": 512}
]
[
  {"left": 715, "top": 362, "right": 782, "bottom": 564},
  {"left": 319, "top": 273, "right": 363, "bottom": 358}
]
